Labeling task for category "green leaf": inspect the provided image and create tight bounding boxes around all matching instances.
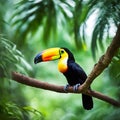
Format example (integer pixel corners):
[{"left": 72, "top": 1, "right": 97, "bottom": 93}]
[{"left": 0, "top": 35, "right": 32, "bottom": 78}]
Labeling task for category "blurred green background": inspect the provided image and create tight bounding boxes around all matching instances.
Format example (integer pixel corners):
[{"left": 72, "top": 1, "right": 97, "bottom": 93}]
[{"left": 0, "top": 0, "right": 120, "bottom": 120}]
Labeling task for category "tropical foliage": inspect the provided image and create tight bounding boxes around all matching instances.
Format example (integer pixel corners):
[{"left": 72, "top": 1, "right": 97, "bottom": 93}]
[
  {"left": 11, "top": 0, "right": 120, "bottom": 56},
  {"left": 0, "top": 0, "right": 120, "bottom": 120}
]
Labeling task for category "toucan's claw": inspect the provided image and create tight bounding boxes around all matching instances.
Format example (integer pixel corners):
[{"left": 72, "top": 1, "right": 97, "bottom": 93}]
[
  {"left": 73, "top": 83, "right": 81, "bottom": 92},
  {"left": 64, "top": 84, "right": 70, "bottom": 92}
]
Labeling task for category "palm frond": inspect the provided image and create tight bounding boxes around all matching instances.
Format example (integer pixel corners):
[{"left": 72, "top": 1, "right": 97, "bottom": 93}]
[
  {"left": 91, "top": 9, "right": 110, "bottom": 57},
  {"left": 42, "top": 0, "right": 57, "bottom": 44},
  {"left": 11, "top": 0, "right": 46, "bottom": 46},
  {"left": 73, "top": 0, "right": 89, "bottom": 49},
  {"left": 83, "top": 0, "right": 120, "bottom": 57},
  {"left": 11, "top": 0, "right": 73, "bottom": 47}
]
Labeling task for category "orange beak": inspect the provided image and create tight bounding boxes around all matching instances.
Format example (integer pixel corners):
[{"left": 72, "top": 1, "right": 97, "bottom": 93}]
[{"left": 34, "top": 48, "right": 61, "bottom": 64}]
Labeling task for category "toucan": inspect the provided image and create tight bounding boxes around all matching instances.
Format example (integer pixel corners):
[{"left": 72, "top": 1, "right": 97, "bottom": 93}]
[{"left": 34, "top": 47, "right": 93, "bottom": 110}]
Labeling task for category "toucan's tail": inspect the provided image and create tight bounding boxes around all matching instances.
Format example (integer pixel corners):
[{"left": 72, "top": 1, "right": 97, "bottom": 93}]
[{"left": 82, "top": 94, "right": 93, "bottom": 110}]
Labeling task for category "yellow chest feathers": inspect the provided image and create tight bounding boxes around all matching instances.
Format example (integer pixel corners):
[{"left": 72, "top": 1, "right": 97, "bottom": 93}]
[{"left": 58, "top": 58, "right": 68, "bottom": 73}]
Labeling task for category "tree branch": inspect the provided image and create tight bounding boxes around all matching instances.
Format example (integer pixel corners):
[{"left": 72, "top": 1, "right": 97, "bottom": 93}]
[
  {"left": 81, "top": 25, "right": 120, "bottom": 90},
  {"left": 11, "top": 72, "right": 120, "bottom": 107}
]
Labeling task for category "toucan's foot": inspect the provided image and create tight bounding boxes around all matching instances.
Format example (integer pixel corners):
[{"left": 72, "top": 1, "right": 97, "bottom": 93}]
[
  {"left": 73, "top": 83, "right": 81, "bottom": 92},
  {"left": 64, "top": 84, "right": 70, "bottom": 92}
]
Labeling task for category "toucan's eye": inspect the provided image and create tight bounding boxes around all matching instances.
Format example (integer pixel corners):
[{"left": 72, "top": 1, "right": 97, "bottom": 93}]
[{"left": 60, "top": 50, "right": 64, "bottom": 54}]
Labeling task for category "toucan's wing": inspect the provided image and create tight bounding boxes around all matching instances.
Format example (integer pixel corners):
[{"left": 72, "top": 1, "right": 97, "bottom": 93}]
[
  {"left": 66, "top": 62, "right": 87, "bottom": 84},
  {"left": 69, "top": 62, "right": 93, "bottom": 110},
  {"left": 69, "top": 62, "right": 87, "bottom": 77}
]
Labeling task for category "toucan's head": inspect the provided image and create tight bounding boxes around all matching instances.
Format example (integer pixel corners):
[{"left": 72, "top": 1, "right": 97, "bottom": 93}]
[{"left": 34, "top": 47, "right": 75, "bottom": 64}]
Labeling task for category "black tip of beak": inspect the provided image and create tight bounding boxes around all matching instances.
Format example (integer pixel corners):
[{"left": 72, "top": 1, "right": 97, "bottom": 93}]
[{"left": 34, "top": 53, "right": 42, "bottom": 64}]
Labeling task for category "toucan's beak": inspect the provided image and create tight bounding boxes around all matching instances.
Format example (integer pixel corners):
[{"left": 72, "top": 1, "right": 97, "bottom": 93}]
[
  {"left": 34, "top": 48, "right": 61, "bottom": 64},
  {"left": 34, "top": 52, "right": 43, "bottom": 64}
]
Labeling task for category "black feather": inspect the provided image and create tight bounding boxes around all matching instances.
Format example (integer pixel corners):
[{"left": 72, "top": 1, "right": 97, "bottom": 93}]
[{"left": 62, "top": 48, "right": 93, "bottom": 110}]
